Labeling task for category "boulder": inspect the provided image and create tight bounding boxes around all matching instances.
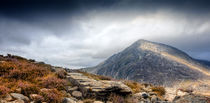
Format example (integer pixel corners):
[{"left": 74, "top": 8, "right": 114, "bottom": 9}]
[
  {"left": 10, "top": 93, "right": 29, "bottom": 102},
  {"left": 71, "top": 91, "right": 82, "bottom": 98},
  {"left": 62, "top": 97, "right": 76, "bottom": 103},
  {"left": 93, "top": 101, "right": 103, "bottom": 103},
  {"left": 67, "top": 86, "right": 78, "bottom": 93},
  {"left": 67, "top": 72, "right": 132, "bottom": 100},
  {"left": 141, "top": 92, "right": 149, "bottom": 99}
]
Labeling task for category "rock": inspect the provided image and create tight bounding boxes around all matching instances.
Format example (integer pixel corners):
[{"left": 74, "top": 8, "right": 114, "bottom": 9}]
[
  {"left": 151, "top": 95, "right": 159, "bottom": 103},
  {"left": 3, "top": 94, "right": 13, "bottom": 101},
  {"left": 93, "top": 101, "right": 103, "bottom": 103},
  {"left": 133, "top": 93, "right": 142, "bottom": 100},
  {"left": 141, "top": 92, "right": 149, "bottom": 99},
  {"left": 77, "top": 100, "right": 84, "bottom": 103},
  {"left": 10, "top": 93, "right": 29, "bottom": 102},
  {"left": 67, "top": 86, "right": 78, "bottom": 93},
  {"left": 10, "top": 99, "right": 25, "bottom": 103},
  {"left": 173, "top": 94, "right": 210, "bottom": 103},
  {"left": 0, "top": 100, "right": 7, "bottom": 103},
  {"left": 149, "top": 92, "right": 157, "bottom": 96},
  {"left": 62, "top": 97, "right": 76, "bottom": 103},
  {"left": 71, "top": 91, "right": 82, "bottom": 98},
  {"left": 176, "top": 89, "right": 188, "bottom": 96},
  {"left": 66, "top": 93, "right": 71, "bottom": 97},
  {"left": 15, "top": 88, "right": 21, "bottom": 93},
  {"left": 67, "top": 72, "right": 132, "bottom": 100},
  {"left": 29, "top": 94, "right": 44, "bottom": 102}
]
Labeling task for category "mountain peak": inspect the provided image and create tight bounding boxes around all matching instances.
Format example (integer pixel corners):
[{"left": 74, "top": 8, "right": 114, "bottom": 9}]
[{"left": 86, "top": 39, "right": 210, "bottom": 85}]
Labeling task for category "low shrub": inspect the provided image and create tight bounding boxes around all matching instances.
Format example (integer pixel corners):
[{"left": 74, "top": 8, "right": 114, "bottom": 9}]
[
  {"left": 0, "top": 85, "right": 10, "bottom": 97},
  {"left": 40, "top": 88, "right": 63, "bottom": 103},
  {"left": 56, "top": 70, "right": 67, "bottom": 79},
  {"left": 17, "top": 81, "right": 39, "bottom": 96},
  {"left": 39, "top": 75, "right": 67, "bottom": 90}
]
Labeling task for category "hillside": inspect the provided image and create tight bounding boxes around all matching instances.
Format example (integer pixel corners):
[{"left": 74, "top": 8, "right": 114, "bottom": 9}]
[
  {"left": 0, "top": 54, "right": 210, "bottom": 103},
  {"left": 85, "top": 39, "right": 210, "bottom": 86}
]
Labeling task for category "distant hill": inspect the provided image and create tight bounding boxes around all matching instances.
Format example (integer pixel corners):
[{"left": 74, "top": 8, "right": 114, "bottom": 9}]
[{"left": 85, "top": 39, "right": 210, "bottom": 86}]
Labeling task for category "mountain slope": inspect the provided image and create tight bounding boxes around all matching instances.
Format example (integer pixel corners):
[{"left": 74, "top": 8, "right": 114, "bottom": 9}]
[{"left": 85, "top": 39, "right": 210, "bottom": 85}]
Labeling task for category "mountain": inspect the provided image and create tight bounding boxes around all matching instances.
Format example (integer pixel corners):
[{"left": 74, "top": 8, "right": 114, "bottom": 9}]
[
  {"left": 85, "top": 39, "right": 210, "bottom": 86},
  {"left": 196, "top": 59, "right": 210, "bottom": 67}
]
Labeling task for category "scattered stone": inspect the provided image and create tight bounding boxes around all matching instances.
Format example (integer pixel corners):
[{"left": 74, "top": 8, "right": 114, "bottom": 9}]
[
  {"left": 141, "top": 92, "right": 149, "bottom": 99},
  {"left": 151, "top": 95, "right": 159, "bottom": 103},
  {"left": 29, "top": 94, "right": 44, "bottom": 102},
  {"left": 66, "top": 93, "right": 72, "bottom": 97},
  {"left": 15, "top": 88, "right": 21, "bottom": 93},
  {"left": 3, "top": 94, "right": 13, "bottom": 101},
  {"left": 62, "top": 97, "right": 76, "bottom": 103},
  {"left": 149, "top": 92, "right": 157, "bottom": 96},
  {"left": 71, "top": 91, "right": 82, "bottom": 98},
  {"left": 133, "top": 92, "right": 142, "bottom": 100},
  {"left": 67, "top": 86, "right": 78, "bottom": 93},
  {"left": 10, "top": 93, "right": 29, "bottom": 102},
  {"left": 93, "top": 101, "right": 103, "bottom": 103},
  {"left": 77, "top": 100, "right": 84, "bottom": 103}
]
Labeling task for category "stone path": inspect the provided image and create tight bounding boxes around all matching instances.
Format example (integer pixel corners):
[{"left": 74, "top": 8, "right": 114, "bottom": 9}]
[{"left": 67, "top": 72, "right": 132, "bottom": 99}]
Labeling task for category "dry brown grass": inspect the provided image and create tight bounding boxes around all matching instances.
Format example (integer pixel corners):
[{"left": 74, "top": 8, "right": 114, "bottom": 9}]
[
  {"left": 151, "top": 86, "right": 166, "bottom": 97},
  {"left": 108, "top": 93, "right": 126, "bottom": 103},
  {"left": 123, "top": 80, "right": 143, "bottom": 93}
]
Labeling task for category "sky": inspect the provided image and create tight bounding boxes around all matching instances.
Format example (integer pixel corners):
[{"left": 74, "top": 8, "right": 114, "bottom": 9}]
[{"left": 0, "top": 0, "right": 210, "bottom": 68}]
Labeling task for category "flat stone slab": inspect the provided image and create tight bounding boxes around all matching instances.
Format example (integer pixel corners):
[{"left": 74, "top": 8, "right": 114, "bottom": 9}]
[{"left": 67, "top": 72, "right": 132, "bottom": 99}]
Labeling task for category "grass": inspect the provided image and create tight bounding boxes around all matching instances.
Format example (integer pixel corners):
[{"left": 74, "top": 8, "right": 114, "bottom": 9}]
[
  {"left": 77, "top": 70, "right": 112, "bottom": 81},
  {"left": 151, "top": 86, "right": 166, "bottom": 97},
  {"left": 123, "top": 80, "right": 143, "bottom": 93}
]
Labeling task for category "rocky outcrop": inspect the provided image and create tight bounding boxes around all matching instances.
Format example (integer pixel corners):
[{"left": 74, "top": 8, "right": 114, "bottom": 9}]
[
  {"left": 67, "top": 72, "right": 132, "bottom": 100},
  {"left": 173, "top": 94, "right": 210, "bottom": 103}
]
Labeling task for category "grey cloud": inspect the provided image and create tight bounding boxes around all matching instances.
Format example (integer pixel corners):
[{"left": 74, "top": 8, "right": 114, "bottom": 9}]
[{"left": 0, "top": 0, "right": 210, "bottom": 68}]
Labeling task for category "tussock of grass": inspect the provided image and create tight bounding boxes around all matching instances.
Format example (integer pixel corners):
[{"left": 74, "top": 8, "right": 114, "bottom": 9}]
[
  {"left": 123, "top": 80, "right": 143, "bottom": 93},
  {"left": 151, "top": 86, "right": 166, "bottom": 97}
]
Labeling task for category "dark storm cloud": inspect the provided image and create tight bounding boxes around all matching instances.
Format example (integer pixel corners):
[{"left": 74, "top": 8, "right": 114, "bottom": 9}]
[
  {"left": 0, "top": 0, "right": 210, "bottom": 68},
  {"left": 1, "top": 0, "right": 210, "bottom": 17}
]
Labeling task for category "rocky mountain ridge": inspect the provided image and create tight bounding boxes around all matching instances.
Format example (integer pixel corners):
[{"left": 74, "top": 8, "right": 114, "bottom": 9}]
[{"left": 85, "top": 39, "right": 210, "bottom": 86}]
